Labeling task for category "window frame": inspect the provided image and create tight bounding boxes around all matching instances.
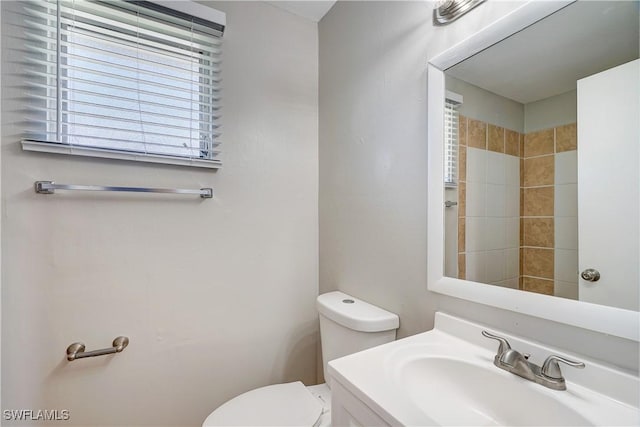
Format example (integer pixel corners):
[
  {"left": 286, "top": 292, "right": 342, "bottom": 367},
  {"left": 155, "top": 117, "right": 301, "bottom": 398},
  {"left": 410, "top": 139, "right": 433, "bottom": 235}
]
[
  {"left": 444, "top": 91, "right": 463, "bottom": 187},
  {"left": 21, "top": 0, "right": 226, "bottom": 169}
]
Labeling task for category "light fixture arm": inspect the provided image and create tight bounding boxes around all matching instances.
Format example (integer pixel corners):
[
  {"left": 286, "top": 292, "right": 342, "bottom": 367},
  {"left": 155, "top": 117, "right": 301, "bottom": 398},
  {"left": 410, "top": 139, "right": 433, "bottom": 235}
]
[{"left": 434, "top": 0, "right": 486, "bottom": 25}]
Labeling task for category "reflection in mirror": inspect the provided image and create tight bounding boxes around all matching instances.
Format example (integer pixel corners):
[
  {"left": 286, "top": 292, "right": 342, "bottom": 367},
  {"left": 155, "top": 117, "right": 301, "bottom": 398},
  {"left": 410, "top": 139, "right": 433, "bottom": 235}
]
[{"left": 442, "top": 1, "right": 639, "bottom": 310}]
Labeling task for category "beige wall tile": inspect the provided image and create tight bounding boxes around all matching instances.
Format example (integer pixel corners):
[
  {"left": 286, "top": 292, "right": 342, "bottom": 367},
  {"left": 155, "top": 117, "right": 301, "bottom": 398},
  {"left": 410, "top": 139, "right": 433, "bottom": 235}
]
[
  {"left": 467, "top": 118, "right": 487, "bottom": 149},
  {"left": 523, "top": 187, "right": 554, "bottom": 216},
  {"left": 459, "top": 145, "right": 467, "bottom": 183},
  {"left": 519, "top": 158, "right": 525, "bottom": 187},
  {"left": 523, "top": 218, "right": 554, "bottom": 248},
  {"left": 488, "top": 124, "right": 505, "bottom": 153},
  {"left": 524, "top": 128, "right": 554, "bottom": 157},
  {"left": 519, "top": 133, "right": 525, "bottom": 157},
  {"left": 523, "top": 248, "right": 554, "bottom": 279},
  {"left": 520, "top": 219, "right": 524, "bottom": 245},
  {"left": 458, "top": 253, "right": 466, "bottom": 280},
  {"left": 519, "top": 248, "right": 524, "bottom": 279},
  {"left": 458, "top": 217, "right": 465, "bottom": 253},
  {"left": 556, "top": 123, "right": 577, "bottom": 152},
  {"left": 459, "top": 115, "right": 467, "bottom": 146},
  {"left": 523, "top": 277, "right": 554, "bottom": 295},
  {"left": 505, "top": 129, "right": 519, "bottom": 157},
  {"left": 523, "top": 155, "right": 554, "bottom": 187},
  {"left": 458, "top": 182, "right": 466, "bottom": 217},
  {"left": 519, "top": 187, "right": 524, "bottom": 216}
]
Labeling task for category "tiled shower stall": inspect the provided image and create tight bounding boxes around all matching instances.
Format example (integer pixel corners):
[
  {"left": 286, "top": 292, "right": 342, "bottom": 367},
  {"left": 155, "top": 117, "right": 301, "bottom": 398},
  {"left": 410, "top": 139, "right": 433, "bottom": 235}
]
[{"left": 457, "top": 117, "right": 579, "bottom": 297}]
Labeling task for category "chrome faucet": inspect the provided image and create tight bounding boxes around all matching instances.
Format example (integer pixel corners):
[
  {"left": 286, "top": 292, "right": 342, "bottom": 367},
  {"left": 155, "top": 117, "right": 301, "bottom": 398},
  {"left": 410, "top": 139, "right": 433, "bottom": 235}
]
[{"left": 482, "top": 330, "right": 585, "bottom": 390}]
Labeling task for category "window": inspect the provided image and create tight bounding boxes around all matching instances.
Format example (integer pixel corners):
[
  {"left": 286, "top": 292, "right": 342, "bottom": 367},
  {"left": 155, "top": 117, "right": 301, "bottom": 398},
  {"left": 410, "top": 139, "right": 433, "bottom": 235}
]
[
  {"left": 20, "top": 0, "right": 225, "bottom": 168},
  {"left": 444, "top": 91, "right": 462, "bottom": 187}
]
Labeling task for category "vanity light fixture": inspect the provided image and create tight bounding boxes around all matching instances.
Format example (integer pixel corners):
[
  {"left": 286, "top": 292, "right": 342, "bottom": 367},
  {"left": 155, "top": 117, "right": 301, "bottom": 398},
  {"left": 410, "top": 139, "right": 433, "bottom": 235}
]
[{"left": 434, "top": 0, "right": 486, "bottom": 25}]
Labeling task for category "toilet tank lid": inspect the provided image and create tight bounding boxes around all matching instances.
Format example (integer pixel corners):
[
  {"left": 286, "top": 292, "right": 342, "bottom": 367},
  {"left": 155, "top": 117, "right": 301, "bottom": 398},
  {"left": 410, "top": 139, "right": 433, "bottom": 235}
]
[{"left": 316, "top": 291, "right": 399, "bottom": 332}]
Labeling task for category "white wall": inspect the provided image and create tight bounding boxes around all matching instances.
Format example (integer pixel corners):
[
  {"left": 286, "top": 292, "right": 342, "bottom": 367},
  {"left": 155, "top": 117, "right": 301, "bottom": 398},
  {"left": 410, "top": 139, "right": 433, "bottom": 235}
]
[
  {"left": 0, "top": 0, "right": 3, "bottom": 411},
  {"left": 446, "top": 76, "right": 577, "bottom": 136},
  {"left": 1, "top": 2, "right": 318, "bottom": 426},
  {"left": 446, "top": 75, "right": 524, "bottom": 133},
  {"left": 524, "top": 89, "right": 577, "bottom": 133},
  {"left": 319, "top": 0, "right": 525, "bottom": 339},
  {"left": 319, "top": 1, "right": 639, "bottom": 372}
]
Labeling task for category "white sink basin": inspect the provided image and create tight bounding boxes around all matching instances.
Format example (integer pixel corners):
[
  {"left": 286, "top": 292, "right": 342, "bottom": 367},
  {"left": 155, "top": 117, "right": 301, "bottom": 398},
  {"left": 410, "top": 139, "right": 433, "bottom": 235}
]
[
  {"left": 328, "top": 313, "right": 640, "bottom": 426},
  {"left": 399, "top": 357, "right": 591, "bottom": 426}
]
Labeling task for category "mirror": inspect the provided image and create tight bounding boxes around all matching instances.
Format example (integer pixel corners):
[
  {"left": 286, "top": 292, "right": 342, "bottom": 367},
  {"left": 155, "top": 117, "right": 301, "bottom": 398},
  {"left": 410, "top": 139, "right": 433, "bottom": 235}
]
[
  {"left": 427, "top": 1, "right": 639, "bottom": 340},
  {"left": 443, "top": 1, "right": 638, "bottom": 308}
]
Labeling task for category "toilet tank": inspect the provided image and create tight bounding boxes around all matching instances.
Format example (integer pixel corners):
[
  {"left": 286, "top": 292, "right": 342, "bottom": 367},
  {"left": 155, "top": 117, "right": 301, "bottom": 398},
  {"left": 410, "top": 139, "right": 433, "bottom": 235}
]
[{"left": 316, "top": 291, "right": 399, "bottom": 386}]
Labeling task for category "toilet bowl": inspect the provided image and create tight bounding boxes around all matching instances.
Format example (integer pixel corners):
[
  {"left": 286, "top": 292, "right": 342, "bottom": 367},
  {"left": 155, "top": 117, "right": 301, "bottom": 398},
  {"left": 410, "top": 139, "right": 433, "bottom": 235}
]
[
  {"left": 202, "top": 291, "right": 399, "bottom": 426},
  {"left": 203, "top": 381, "right": 331, "bottom": 426}
]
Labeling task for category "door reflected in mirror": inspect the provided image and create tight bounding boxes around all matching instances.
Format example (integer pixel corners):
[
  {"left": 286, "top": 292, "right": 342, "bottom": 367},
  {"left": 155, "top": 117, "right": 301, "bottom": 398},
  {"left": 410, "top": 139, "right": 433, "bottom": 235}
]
[{"left": 442, "top": 1, "right": 639, "bottom": 311}]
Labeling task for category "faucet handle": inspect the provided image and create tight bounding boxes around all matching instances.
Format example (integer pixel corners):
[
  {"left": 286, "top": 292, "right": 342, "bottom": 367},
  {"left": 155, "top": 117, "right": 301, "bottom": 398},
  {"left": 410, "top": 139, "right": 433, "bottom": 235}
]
[
  {"left": 482, "top": 330, "right": 512, "bottom": 355},
  {"left": 541, "top": 355, "right": 586, "bottom": 379}
]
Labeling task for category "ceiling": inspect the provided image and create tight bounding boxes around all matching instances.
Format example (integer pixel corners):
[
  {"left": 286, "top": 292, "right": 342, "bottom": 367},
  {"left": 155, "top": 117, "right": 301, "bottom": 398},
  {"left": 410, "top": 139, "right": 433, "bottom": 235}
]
[
  {"left": 266, "top": 1, "right": 337, "bottom": 22},
  {"left": 446, "top": 1, "right": 639, "bottom": 104}
]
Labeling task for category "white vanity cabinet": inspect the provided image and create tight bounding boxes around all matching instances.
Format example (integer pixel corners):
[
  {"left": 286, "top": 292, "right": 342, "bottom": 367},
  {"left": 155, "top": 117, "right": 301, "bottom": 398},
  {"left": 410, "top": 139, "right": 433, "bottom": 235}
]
[{"left": 330, "top": 379, "right": 391, "bottom": 427}]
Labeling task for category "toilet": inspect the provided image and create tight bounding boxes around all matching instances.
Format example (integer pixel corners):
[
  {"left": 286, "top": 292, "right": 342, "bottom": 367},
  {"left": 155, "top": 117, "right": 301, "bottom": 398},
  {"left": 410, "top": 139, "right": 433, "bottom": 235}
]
[{"left": 202, "top": 291, "right": 399, "bottom": 426}]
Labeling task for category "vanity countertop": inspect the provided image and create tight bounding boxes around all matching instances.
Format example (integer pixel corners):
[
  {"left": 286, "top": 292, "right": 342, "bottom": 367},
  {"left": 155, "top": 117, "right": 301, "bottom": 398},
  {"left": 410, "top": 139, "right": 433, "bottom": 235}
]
[{"left": 328, "top": 312, "right": 640, "bottom": 426}]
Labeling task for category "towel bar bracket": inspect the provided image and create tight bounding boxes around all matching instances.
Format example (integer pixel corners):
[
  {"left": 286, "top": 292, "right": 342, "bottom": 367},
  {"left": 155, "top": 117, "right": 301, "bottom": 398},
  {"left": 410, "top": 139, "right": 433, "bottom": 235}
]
[{"left": 35, "top": 181, "right": 55, "bottom": 194}]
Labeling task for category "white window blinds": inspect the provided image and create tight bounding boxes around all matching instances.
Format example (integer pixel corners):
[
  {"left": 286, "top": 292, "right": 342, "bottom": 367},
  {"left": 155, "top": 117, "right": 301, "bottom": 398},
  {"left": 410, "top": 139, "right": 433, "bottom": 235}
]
[
  {"left": 444, "top": 92, "right": 462, "bottom": 187},
  {"left": 20, "top": 0, "right": 225, "bottom": 168}
]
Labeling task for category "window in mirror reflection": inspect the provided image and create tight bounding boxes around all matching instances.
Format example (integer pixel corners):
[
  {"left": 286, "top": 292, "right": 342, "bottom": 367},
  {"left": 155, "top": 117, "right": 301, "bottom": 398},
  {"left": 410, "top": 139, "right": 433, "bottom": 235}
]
[{"left": 444, "top": 91, "right": 462, "bottom": 187}]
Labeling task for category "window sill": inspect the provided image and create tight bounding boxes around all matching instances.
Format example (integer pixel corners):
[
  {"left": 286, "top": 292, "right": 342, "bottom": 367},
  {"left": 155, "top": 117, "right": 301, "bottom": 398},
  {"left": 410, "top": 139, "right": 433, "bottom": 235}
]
[{"left": 21, "top": 140, "right": 221, "bottom": 169}]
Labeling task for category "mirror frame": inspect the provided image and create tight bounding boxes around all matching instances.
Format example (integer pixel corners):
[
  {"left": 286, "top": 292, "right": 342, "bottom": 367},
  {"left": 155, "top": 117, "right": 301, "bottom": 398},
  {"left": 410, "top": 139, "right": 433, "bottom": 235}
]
[{"left": 426, "top": 0, "right": 639, "bottom": 341}]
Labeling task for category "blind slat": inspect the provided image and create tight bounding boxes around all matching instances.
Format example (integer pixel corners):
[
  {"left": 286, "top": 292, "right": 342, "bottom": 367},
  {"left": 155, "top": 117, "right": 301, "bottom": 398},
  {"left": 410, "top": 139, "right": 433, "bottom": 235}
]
[
  {"left": 63, "top": 110, "right": 220, "bottom": 134},
  {"left": 64, "top": 100, "right": 220, "bottom": 126},
  {"left": 26, "top": 91, "right": 222, "bottom": 117},
  {"left": 444, "top": 99, "right": 460, "bottom": 186},
  {"left": 60, "top": 37, "right": 220, "bottom": 73},
  {"left": 60, "top": 1, "right": 222, "bottom": 44},
  {"left": 31, "top": 130, "right": 215, "bottom": 150},
  {"left": 60, "top": 133, "right": 222, "bottom": 153},
  {"left": 60, "top": 17, "right": 221, "bottom": 59},
  {"left": 60, "top": 83, "right": 220, "bottom": 110},
  {"left": 62, "top": 62, "right": 221, "bottom": 99}
]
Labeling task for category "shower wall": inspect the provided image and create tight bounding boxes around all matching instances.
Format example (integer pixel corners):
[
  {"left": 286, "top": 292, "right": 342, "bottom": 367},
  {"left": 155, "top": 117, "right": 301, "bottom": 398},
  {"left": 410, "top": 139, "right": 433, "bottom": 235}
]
[
  {"left": 456, "top": 117, "right": 578, "bottom": 296},
  {"left": 457, "top": 116, "right": 521, "bottom": 287},
  {"left": 449, "top": 80, "right": 578, "bottom": 297},
  {"left": 520, "top": 123, "right": 578, "bottom": 297}
]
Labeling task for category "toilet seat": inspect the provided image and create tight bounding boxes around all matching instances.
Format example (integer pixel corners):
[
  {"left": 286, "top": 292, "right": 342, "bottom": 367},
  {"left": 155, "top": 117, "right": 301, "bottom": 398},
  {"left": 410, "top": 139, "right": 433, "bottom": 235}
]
[{"left": 202, "top": 381, "right": 325, "bottom": 426}]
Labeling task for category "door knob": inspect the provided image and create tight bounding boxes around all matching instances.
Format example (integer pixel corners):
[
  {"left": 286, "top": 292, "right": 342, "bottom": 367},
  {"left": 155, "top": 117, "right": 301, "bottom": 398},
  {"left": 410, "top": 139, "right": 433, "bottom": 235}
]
[{"left": 581, "top": 268, "right": 600, "bottom": 282}]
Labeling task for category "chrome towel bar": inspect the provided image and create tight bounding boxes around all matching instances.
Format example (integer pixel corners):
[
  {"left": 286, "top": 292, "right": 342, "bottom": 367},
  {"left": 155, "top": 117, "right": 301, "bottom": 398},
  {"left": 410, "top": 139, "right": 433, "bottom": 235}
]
[
  {"left": 35, "top": 181, "right": 213, "bottom": 199},
  {"left": 66, "top": 336, "right": 129, "bottom": 361}
]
